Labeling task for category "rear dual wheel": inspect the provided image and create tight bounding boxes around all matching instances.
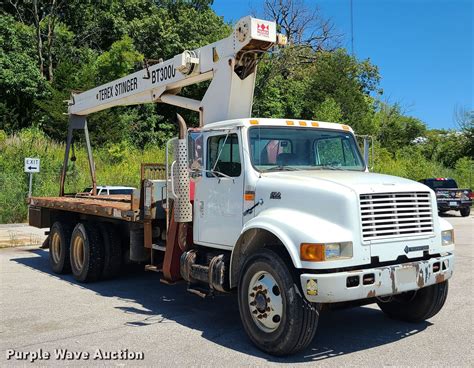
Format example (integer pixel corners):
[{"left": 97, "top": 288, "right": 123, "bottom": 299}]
[
  {"left": 98, "top": 223, "right": 122, "bottom": 279},
  {"left": 49, "top": 221, "right": 73, "bottom": 274},
  {"left": 69, "top": 222, "right": 122, "bottom": 282},
  {"left": 70, "top": 223, "right": 104, "bottom": 283}
]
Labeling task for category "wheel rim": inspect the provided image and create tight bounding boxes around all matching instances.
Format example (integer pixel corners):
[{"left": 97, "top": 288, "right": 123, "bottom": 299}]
[
  {"left": 51, "top": 232, "right": 61, "bottom": 264},
  {"left": 248, "top": 271, "right": 283, "bottom": 333},
  {"left": 72, "top": 235, "right": 85, "bottom": 272}
]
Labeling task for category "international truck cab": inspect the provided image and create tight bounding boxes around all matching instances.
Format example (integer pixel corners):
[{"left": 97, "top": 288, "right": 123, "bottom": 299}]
[
  {"left": 181, "top": 117, "right": 454, "bottom": 353},
  {"left": 28, "top": 16, "right": 455, "bottom": 356}
]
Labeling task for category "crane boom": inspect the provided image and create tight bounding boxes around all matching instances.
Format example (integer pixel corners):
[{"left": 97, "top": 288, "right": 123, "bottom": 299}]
[{"left": 68, "top": 16, "right": 286, "bottom": 125}]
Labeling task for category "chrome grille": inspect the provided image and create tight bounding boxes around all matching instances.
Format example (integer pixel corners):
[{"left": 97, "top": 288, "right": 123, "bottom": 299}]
[{"left": 360, "top": 192, "right": 434, "bottom": 241}]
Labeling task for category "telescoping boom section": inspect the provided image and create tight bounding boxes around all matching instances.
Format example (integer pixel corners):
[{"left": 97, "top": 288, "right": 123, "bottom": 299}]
[
  {"left": 60, "top": 16, "right": 286, "bottom": 196},
  {"left": 68, "top": 16, "right": 286, "bottom": 125}
]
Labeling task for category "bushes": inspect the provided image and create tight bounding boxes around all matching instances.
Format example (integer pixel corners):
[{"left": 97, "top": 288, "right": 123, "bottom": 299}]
[
  {"left": 371, "top": 143, "right": 472, "bottom": 188},
  {"left": 0, "top": 128, "right": 164, "bottom": 223},
  {"left": 0, "top": 128, "right": 471, "bottom": 223}
]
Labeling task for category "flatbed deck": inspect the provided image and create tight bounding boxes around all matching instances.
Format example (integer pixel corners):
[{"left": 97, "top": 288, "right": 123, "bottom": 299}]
[{"left": 29, "top": 195, "right": 140, "bottom": 222}]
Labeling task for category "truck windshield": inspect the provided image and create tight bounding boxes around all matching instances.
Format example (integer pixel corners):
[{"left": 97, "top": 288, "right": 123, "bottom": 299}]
[{"left": 248, "top": 127, "right": 365, "bottom": 172}]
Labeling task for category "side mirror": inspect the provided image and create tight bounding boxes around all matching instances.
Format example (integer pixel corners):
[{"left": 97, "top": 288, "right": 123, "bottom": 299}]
[{"left": 363, "top": 136, "right": 370, "bottom": 170}]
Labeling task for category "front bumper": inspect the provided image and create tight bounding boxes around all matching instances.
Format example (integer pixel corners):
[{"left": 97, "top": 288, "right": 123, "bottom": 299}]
[{"left": 300, "top": 253, "right": 454, "bottom": 303}]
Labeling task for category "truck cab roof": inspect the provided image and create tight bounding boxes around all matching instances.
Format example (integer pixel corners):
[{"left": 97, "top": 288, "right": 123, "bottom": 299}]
[{"left": 201, "top": 118, "right": 354, "bottom": 133}]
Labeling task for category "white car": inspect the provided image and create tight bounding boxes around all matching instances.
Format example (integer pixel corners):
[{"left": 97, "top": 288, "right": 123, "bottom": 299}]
[{"left": 83, "top": 186, "right": 135, "bottom": 195}]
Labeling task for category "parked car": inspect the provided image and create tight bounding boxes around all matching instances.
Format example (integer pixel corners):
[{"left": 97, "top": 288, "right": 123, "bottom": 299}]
[
  {"left": 419, "top": 178, "right": 472, "bottom": 217},
  {"left": 82, "top": 186, "right": 136, "bottom": 196}
]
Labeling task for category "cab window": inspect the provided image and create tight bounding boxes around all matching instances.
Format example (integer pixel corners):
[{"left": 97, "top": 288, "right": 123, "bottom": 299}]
[{"left": 207, "top": 133, "right": 241, "bottom": 177}]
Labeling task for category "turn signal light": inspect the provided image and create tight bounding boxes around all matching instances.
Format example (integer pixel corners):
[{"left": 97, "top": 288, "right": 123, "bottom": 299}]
[
  {"left": 244, "top": 192, "right": 255, "bottom": 201},
  {"left": 300, "top": 242, "right": 353, "bottom": 261},
  {"left": 300, "top": 243, "right": 325, "bottom": 262}
]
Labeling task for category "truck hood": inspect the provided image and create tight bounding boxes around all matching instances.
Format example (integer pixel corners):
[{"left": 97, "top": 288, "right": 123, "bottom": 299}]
[{"left": 260, "top": 170, "right": 428, "bottom": 194}]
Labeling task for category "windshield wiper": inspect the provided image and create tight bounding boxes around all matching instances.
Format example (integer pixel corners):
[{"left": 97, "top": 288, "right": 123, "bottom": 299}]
[
  {"left": 312, "top": 165, "right": 345, "bottom": 170},
  {"left": 263, "top": 165, "right": 301, "bottom": 172}
]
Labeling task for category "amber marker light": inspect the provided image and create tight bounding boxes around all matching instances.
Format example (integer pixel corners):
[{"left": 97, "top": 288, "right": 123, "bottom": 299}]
[
  {"left": 250, "top": 119, "right": 259, "bottom": 125},
  {"left": 300, "top": 243, "right": 325, "bottom": 262},
  {"left": 311, "top": 122, "right": 319, "bottom": 127},
  {"left": 286, "top": 120, "right": 295, "bottom": 125},
  {"left": 244, "top": 192, "right": 255, "bottom": 201},
  {"left": 341, "top": 125, "right": 351, "bottom": 131},
  {"left": 299, "top": 121, "right": 307, "bottom": 126}
]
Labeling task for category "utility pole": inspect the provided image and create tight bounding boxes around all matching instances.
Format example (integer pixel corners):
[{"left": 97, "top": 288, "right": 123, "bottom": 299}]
[{"left": 350, "top": 0, "right": 354, "bottom": 56}]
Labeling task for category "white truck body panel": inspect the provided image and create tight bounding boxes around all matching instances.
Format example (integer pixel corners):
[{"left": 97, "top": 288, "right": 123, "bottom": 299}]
[
  {"left": 194, "top": 129, "right": 245, "bottom": 247},
  {"left": 191, "top": 119, "right": 454, "bottom": 297}
]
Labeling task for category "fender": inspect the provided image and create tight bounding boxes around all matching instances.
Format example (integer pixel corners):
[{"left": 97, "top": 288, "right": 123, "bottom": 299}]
[
  {"left": 438, "top": 217, "right": 454, "bottom": 232},
  {"left": 229, "top": 208, "right": 355, "bottom": 287}
]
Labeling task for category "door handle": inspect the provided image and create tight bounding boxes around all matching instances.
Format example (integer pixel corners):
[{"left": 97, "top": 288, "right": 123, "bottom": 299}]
[{"left": 243, "top": 199, "right": 263, "bottom": 216}]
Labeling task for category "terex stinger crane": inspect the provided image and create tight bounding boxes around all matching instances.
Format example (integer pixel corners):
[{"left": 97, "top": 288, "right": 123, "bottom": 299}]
[{"left": 60, "top": 16, "right": 286, "bottom": 196}]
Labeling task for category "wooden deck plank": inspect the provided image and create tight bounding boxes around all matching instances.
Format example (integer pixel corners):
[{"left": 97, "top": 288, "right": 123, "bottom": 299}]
[{"left": 29, "top": 196, "right": 139, "bottom": 221}]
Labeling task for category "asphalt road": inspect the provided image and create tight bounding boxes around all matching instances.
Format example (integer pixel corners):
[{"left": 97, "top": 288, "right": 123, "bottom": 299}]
[{"left": 1, "top": 213, "right": 473, "bottom": 367}]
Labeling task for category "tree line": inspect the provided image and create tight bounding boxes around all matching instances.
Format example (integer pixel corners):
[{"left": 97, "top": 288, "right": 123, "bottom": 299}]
[{"left": 1, "top": 0, "right": 472, "bottom": 172}]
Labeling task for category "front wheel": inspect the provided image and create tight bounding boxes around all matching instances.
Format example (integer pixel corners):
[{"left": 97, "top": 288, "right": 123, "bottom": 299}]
[
  {"left": 460, "top": 207, "right": 470, "bottom": 217},
  {"left": 377, "top": 281, "right": 448, "bottom": 322},
  {"left": 238, "top": 249, "right": 320, "bottom": 356}
]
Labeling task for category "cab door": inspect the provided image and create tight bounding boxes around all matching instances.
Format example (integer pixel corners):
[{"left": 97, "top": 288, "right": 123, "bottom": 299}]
[{"left": 194, "top": 130, "right": 244, "bottom": 247}]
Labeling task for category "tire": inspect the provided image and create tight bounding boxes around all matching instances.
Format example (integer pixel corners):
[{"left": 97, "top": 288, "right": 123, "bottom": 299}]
[
  {"left": 238, "top": 249, "right": 320, "bottom": 356},
  {"left": 377, "top": 281, "right": 449, "bottom": 322},
  {"left": 70, "top": 223, "right": 104, "bottom": 283},
  {"left": 49, "top": 221, "right": 73, "bottom": 274},
  {"left": 98, "top": 223, "right": 122, "bottom": 279},
  {"left": 460, "top": 207, "right": 470, "bottom": 217}
]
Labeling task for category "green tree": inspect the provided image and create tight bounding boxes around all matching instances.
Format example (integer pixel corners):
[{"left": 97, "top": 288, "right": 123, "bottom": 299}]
[
  {"left": 0, "top": 14, "right": 48, "bottom": 132},
  {"left": 312, "top": 97, "right": 343, "bottom": 122},
  {"left": 95, "top": 35, "right": 143, "bottom": 83},
  {"left": 374, "top": 103, "right": 427, "bottom": 154}
]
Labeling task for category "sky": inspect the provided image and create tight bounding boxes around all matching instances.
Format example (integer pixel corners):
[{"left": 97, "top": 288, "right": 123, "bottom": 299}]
[{"left": 212, "top": 0, "right": 473, "bottom": 130}]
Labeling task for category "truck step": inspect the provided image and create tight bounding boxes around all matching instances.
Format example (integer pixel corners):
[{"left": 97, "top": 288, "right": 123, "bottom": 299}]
[
  {"left": 152, "top": 243, "right": 166, "bottom": 252},
  {"left": 187, "top": 286, "right": 212, "bottom": 298},
  {"left": 144, "top": 264, "right": 162, "bottom": 273}
]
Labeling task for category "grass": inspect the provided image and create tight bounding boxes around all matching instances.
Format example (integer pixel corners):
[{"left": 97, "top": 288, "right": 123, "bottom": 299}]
[
  {"left": 0, "top": 128, "right": 165, "bottom": 223},
  {"left": 0, "top": 128, "right": 472, "bottom": 223}
]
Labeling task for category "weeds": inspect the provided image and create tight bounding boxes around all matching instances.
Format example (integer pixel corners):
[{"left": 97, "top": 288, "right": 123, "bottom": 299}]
[{"left": 0, "top": 128, "right": 472, "bottom": 223}]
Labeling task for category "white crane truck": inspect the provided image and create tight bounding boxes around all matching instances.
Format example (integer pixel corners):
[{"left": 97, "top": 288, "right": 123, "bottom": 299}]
[{"left": 28, "top": 16, "right": 455, "bottom": 356}]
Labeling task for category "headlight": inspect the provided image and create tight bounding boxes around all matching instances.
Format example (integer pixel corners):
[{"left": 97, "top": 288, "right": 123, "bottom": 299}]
[
  {"left": 441, "top": 229, "right": 454, "bottom": 246},
  {"left": 300, "top": 242, "right": 353, "bottom": 261}
]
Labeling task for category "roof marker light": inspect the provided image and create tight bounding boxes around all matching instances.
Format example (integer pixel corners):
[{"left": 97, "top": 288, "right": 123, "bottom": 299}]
[
  {"left": 299, "top": 121, "right": 307, "bottom": 126},
  {"left": 311, "top": 122, "right": 319, "bottom": 127},
  {"left": 286, "top": 120, "right": 294, "bottom": 126},
  {"left": 250, "top": 119, "right": 259, "bottom": 125}
]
